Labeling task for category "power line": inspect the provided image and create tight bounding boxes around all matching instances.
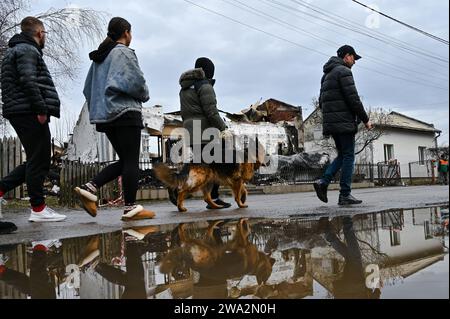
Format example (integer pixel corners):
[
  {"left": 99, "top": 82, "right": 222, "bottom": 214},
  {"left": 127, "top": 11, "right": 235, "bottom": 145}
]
[
  {"left": 291, "top": 0, "right": 449, "bottom": 62},
  {"left": 260, "top": 0, "right": 450, "bottom": 80},
  {"left": 289, "top": 0, "right": 449, "bottom": 64},
  {"left": 220, "top": 0, "right": 338, "bottom": 46},
  {"left": 352, "top": 0, "right": 449, "bottom": 45},
  {"left": 359, "top": 65, "right": 448, "bottom": 91},
  {"left": 181, "top": 0, "right": 329, "bottom": 58},
  {"left": 267, "top": 0, "right": 450, "bottom": 72},
  {"left": 392, "top": 101, "right": 449, "bottom": 109},
  {"left": 181, "top": 0, "right": 448, "bottom": 91},
  {"left": 222, "top": 0, "right": 448, "bottom": 86}
]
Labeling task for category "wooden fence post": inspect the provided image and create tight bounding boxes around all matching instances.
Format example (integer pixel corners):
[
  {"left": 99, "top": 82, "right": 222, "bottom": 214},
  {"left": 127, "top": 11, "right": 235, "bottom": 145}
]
[{"left": 0, "top": 137, "right": 25, "bottom": 199}]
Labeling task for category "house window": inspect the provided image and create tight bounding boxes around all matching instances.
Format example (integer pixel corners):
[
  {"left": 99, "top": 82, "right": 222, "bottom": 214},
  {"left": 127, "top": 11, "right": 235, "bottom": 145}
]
[
  {"left": 424, "top": 221, "right": 433, "bottom": 240},
  {"left": 384, "top": 144, "right": 395, "bottom": 162},
  {"left": 390, "top": 228, "right": 401, "bottom": 247},
  {"left": 418, "top": 147, "right": 427, "bottom": 165}
]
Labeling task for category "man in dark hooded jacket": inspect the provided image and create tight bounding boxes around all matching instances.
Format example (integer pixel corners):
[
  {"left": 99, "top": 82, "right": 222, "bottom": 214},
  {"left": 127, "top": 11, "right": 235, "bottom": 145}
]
[
  {"left": 314, "top": 45, "right": 373, "bottom": 206},
  {"left": 0, "top": 17, "right": 66, "bottom": 224}
]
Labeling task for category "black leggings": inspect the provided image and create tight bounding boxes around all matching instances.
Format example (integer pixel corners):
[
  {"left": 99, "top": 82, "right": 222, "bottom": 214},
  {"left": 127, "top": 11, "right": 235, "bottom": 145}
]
[{"left": 93, "top": 127, "right": 141, "bottom": 205}]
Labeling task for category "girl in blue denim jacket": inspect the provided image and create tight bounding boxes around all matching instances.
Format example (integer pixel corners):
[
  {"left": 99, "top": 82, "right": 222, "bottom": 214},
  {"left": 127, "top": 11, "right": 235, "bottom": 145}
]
[{"left": 75, "top": 17, "right": 156, "bottom": 221}]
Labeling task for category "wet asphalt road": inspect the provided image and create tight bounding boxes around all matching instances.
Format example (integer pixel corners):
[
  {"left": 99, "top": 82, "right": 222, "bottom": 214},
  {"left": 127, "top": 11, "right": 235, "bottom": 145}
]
[{"left": 0, "top": 185, "right": 448, "bottom": 245}]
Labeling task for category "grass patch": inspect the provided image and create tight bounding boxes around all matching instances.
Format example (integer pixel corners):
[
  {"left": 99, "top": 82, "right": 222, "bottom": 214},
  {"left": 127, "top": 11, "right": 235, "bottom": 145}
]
[{"left": 2, "top": 196, "right": 62, "bottom": 210}]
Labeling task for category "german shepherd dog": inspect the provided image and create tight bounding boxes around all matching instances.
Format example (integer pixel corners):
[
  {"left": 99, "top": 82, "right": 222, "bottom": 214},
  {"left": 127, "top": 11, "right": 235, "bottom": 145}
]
[
  {"left": 154, "top": 142, "right": 267, "bottom": 213},
  {"left": 160, "top": 219, "right": 276, "bottom": 286}
]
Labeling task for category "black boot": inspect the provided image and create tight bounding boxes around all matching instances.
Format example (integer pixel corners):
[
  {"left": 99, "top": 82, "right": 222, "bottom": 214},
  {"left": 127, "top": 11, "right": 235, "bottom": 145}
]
[
  {"left": 338, "top": 194, "right": 363, "bottom": 206},
  {"left": 0, "top": 221, "right": 17, "bottom": 235},
  {"left": 314, "top": 180, "right": 329, "bottom": 203},
  {"left": 206, "top": 199, "right": 232, "bottom": 210},
  {"left": 168, "top": 188, "right": 178, "bottom": 207}
]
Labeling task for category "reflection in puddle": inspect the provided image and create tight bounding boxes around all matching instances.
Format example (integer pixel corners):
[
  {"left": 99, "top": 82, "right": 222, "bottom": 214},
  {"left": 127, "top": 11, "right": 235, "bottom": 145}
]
[{"left": 0, "top": 207, "right": 448, "bottom": 299}]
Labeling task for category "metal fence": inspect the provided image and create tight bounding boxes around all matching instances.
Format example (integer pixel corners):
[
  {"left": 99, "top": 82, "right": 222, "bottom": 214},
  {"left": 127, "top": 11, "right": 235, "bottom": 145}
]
[
  {"left": 408, "top": 160, "right": 438, "bottom": 185},
  {"left": 58, "top": 159, "right": 167, "bottom": 208},
  {"left": 251, "top": 162, "right": 402, "bottom": 186},
  {"left": 376, "top": 161, "right": 402, "bottom": 186}
]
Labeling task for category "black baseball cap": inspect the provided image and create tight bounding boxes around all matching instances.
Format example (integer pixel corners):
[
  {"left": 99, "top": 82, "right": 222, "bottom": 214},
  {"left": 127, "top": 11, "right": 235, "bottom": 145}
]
[{"left": 337, "top": 45, "right": 362, "bottom": 60}]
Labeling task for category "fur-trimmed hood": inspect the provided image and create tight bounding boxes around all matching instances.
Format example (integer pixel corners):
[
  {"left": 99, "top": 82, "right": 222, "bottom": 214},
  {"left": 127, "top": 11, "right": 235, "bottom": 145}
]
[{"left": 179, "top": 68, "right": 210, "bottom": 89}]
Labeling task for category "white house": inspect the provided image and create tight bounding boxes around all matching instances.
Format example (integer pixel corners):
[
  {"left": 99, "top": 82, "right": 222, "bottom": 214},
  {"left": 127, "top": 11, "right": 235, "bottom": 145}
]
[
  {"left": 303, "top": 109, "right": 441, "bottom": 178},
  {"left": 66, "top": 104, "right": 173, "bottom": 164}
]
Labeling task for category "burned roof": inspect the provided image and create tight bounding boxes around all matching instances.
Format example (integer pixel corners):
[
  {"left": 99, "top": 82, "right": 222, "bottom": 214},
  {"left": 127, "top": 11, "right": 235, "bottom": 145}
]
[{"left": 226, "top": 99, "right": 302, "bottom": 124}]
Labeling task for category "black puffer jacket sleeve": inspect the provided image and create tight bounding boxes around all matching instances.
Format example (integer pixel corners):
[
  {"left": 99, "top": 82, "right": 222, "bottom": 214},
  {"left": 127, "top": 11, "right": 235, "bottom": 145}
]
[
  {"left": 16, "top": 47, "right": 47, "bottom": 115},
  {"left": 319, "top": 74, "right": 326, "bottom": 110},
  {"left": 198, "top": 84, "right": 227, "bottom": 131},
  {"left": 338, "top": 68, "right": 369, "bottom": 124}
]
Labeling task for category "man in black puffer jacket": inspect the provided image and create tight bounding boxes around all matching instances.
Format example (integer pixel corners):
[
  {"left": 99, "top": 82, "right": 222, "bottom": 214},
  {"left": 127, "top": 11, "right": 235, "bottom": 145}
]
[
  {"left": 0, "top": 17, "right": 66, "bottom": 224},
  {"left": 314, "top": 45, "right": 373, "bottom": 206}
]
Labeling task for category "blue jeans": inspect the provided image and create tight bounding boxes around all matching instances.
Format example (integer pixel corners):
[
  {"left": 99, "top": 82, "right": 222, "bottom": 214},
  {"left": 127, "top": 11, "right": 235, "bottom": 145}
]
[{"left": 321, "top": 134, "right": 356, "bottom": 197}]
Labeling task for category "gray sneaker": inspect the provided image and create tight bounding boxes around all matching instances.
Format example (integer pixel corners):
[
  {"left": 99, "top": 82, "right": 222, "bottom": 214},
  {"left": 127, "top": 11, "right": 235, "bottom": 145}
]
[{"left": 339, "top": 194, "right": 363, "bottom": 206}]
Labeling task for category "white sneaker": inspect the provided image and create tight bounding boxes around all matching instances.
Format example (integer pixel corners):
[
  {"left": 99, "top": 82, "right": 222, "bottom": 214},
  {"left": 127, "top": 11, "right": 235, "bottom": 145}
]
[
  {"left": 0, "top": 253, "right": 9, "bottom": 266},
  {"left": 32, "top": 239, "right": 63, "bottom": 250},
  {"left": 29, "top": 206, "right": 67, "bottom": 223}
]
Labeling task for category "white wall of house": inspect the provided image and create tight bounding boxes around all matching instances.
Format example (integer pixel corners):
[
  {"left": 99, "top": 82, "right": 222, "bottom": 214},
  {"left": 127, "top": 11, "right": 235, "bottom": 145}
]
[
  {"left": 377, "top": 209, "right": 444, "bottom": 262},
  {"left": 303, "top": 109, "right": 439, "bottom": 178},
  {"left": 67, "top": 105, "right": 165, "bottom": 163},
  {"left": 372, "top": 128, "right": 436, "bottom": 177}
]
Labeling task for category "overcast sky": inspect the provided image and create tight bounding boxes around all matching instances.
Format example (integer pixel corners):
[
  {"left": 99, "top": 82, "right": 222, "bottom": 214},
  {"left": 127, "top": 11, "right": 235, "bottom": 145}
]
[{"left": 32, "top": 0, "right": 449, "bottom": 144}]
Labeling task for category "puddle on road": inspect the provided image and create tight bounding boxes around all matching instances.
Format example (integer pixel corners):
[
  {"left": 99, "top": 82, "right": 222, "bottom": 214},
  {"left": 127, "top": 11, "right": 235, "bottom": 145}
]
[{"left": 0, "top": 206, "right": 448, "bottom": 299}]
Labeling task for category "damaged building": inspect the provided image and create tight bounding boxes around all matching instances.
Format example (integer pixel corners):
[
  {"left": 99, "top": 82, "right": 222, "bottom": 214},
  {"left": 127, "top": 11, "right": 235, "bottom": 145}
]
[
  {"left": 224, "top": 98, "right": 304, "bottom": 155},
  {"left": 66, "top": 99, "right": 304, "bottom": 164}
]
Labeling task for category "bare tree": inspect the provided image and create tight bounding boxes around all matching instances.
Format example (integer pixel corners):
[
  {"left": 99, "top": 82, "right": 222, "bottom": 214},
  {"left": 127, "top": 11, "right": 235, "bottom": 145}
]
[
  {"left": 354, "top": 109, "right": 392, "bottom": 155},
  {"left": 312, "top": 96, "right": 320, "bottom": 109},
  {"left": 50, "top": 105, "right": 78, "bottom": 146},
  {"left": 1, "top": 1, "right": 107, "bottom": 81},
  {"left": 0, "top": 0, "right": 107, "bottom": 138},
  {"left": 312, "top": 107, "right": 393, "bottom": 157},
  {"left": 427, "top": 145, "right": 449, "bottom": 160}
]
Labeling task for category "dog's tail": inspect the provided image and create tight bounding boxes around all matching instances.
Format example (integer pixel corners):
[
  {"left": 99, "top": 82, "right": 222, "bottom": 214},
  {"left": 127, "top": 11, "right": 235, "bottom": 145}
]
[{"left": 153, "top": 164, "right": 183, "bottom": 189}]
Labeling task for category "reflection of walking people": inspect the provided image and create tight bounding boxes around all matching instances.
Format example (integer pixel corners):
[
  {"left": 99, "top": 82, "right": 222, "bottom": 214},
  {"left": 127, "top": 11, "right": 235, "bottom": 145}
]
[
  {"left": 0, "top": 242, "right": 58, "bottom": 299},
  {"left": 314, "top": 45, "right": 373, "bottom": 206},
  {"left": 322, "top": 216, "right": 380, "bottom": 299},
  {"left": 79, "top": 227, "right": 161, "bottom": 299},
  {"left": 170, "top": 57, "right": 232, "bottom": 210},
  {"left": 0, "top": 17, "right": 66, "bottom": 223},
  {"left": 95, "top": 243, "right": 147, "bottom": 299},
  {"left": 438, "top": 155, "right": 449, "bottom": 185},
  {"left": 74, "top": 17, "right": 155, "bottom": 221}
]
